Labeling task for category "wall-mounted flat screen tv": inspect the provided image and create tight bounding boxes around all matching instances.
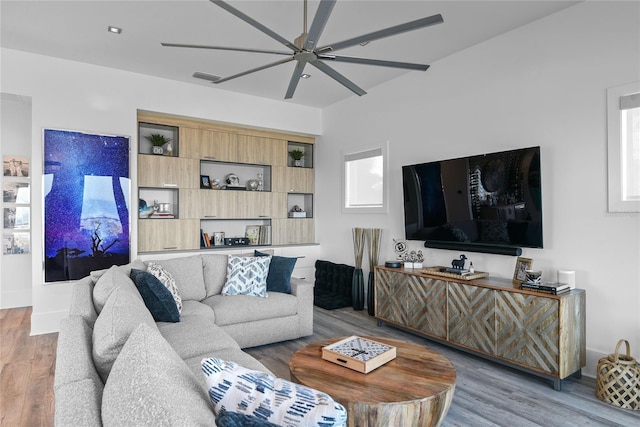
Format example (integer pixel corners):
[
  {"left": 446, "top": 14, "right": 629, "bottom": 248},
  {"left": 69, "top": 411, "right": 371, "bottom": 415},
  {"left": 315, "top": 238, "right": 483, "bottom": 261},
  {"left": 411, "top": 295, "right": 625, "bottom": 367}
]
[{"left": 402, "top": 146, "right": 542, "bottom": 255}]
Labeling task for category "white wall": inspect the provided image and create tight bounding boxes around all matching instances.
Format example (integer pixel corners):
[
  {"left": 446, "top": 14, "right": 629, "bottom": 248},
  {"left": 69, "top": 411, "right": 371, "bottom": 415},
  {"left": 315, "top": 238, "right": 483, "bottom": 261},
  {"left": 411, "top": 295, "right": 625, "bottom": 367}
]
[
  {"left": 0, "top": 48, "right": 322, "bottom": 334},
  {"left": 316, "top": 1, "right": 640, "bottom": 377},
  {"left": 0, "top": 93, "right": 33, "bottom": 308}
]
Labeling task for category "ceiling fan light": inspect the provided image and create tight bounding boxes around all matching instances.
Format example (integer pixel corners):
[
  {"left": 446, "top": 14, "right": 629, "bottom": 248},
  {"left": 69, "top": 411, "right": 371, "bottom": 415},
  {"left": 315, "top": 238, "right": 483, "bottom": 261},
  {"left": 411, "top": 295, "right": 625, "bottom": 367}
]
[
  {"left": 359, "top": 41, "right": 370, "bottom": 46},
  {"left": 301, "top": 73, "right": 311, "bottom": 79},
  {"left": 107, "top": 26, "right": 122, "bottom": 34}
]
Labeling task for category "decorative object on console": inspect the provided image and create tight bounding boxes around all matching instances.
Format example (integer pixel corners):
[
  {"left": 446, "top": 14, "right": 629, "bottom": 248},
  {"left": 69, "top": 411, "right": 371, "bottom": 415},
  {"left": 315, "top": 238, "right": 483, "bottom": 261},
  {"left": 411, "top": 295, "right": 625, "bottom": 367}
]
[
  {"left": 558, "top": 269, "right": 576, "bottom": 289},
  {"left": 365, "top": 228, "right": 382, "bottom": 316},
  {"left": 352, "top": 227, "right": 366, "bottom": 311},
  {"left": 513, "top": 257, "right": 533, "bottom": 284},
  {"left": 256, "top": 173, "right": 264, "bottom": 191},
  {"left": 384, "top": 261, "right": 401, "bottom": 268},
  {"left": 402, "top": 249, "right": 424, "bottom": 269},
  {"left": 393, "top": 238, "right": 407, "bottom": 259},
  {"left": 524, "top": 269, "right": 542, "bottom": 284},
  {"left": 225, "top": 173, "right": 242, "bottom": 187},
  {"left": 450, "top": 254, "right": 467, "bottom": 270},
  {"left": 246, "top": 179, "right": 259, "bottom": 191}
]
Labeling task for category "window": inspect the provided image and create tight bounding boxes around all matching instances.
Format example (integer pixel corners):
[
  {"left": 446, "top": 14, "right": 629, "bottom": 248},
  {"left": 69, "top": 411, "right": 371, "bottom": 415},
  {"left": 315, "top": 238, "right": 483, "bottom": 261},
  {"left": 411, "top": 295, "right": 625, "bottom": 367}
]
[
  {"left": 343, "top": 143, "right": 388, "bottom": 213},
  {"left": 608, "top": 81, "right": 640, "bottom": 212}
]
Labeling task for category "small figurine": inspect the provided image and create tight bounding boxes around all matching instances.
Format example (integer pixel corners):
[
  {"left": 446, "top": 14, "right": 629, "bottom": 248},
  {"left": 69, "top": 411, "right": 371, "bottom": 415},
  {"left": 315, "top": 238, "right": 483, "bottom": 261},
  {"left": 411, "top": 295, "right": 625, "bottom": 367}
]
[{"left": 451, "top": 254, "right": 468, "bottom": 270}]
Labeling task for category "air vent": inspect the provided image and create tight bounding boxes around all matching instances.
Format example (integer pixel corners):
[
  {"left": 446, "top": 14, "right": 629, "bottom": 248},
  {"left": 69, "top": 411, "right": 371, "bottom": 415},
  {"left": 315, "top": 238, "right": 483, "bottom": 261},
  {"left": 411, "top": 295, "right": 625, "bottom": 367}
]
[{"left": 193, "top": 72, "right": 221, "bottom": 82}]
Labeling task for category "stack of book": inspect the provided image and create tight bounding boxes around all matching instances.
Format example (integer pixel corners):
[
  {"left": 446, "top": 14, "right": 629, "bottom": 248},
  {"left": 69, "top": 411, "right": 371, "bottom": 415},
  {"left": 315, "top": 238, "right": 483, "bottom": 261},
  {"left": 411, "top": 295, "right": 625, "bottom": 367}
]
[
  {"left": 149, "top": 212, "right": 175, "bottom": 219},
  {"left": 520, "top": 281, "right": 571, "bottom": 295}
]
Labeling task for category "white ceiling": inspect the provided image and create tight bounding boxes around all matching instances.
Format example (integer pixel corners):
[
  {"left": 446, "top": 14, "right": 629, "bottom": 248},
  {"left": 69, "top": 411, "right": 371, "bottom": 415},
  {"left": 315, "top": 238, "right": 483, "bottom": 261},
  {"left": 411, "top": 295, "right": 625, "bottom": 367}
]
[{"left": 1, "top": 0, "right": 580, "bottom": 108}]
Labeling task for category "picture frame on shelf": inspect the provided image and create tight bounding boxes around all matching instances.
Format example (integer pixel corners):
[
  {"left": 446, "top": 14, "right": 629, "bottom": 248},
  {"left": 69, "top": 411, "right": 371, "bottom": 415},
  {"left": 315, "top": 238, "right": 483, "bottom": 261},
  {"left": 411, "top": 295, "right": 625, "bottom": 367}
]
[
  {"left": 513, "top": 257, "right": 533, "bottom": 284},
  {"left": 2, "top": 155, "right": 30, "bottom": 177},
  {"left": 245, "top": 225, "right": 260, "bottom": 245},
  {"left": 200, "top": 175, "right": 211, "bottom": 189}
]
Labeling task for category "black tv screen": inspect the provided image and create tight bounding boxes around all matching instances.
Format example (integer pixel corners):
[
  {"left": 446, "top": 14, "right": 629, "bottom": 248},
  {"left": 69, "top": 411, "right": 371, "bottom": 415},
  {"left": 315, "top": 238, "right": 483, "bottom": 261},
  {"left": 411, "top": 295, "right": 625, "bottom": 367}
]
[{"left": 402, "top": 146, "right": 542, "bottom": 255}]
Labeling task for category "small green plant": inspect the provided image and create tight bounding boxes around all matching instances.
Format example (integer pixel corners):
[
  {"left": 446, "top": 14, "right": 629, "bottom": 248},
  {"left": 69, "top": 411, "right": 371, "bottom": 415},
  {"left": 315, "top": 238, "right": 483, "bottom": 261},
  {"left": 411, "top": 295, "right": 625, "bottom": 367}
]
[
  {"left": 288, "top": 149, "right": 305, "bottom": 160},
  {"left": 145, "top": 133, "right": 172, "bottom": 147}
]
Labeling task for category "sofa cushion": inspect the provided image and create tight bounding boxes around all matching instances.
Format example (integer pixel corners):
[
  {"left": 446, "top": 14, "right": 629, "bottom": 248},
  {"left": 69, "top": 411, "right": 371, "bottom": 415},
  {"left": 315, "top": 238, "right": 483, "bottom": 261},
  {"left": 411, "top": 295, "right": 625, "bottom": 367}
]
[
  {"left": 130, "top": 269, "right": 180, "bottom": 323},
  {"left": 54, "top": 378, "right": 103, "bottom": 427},
  {"left": 102, "top": 323, "right": 216, "bottom": 426},
  {"left": 202, "top": 292, "right": 298, "bottom": 326},
  {"left": 146, "top": 262, "right": 182, "bottom": 313},
  {"left": 255, "top": 250, "right": 296, "bottom": 294},
  {"left": 92, "top": 266, "right": 138, "bottom": 313},
  {"left": 92, "top": 284, "right": 157, "bottom": 382},
  {"left": 54, "top": 316, "right": 102, "bottom": 390},
  {"left": 148, "top": 255, "right": 206, "bottom": 301},
  {"left": 180, "top": 300, "right": 215, "bottom": 320},
  {"left": 68, "top": 277, "right": 98, "bottom": 327},
  {"left": 222, "top": 256, "right": 271, "bottom": 297},
  {"left": 201, "top": 254, "right": 229, "bottom": 297},
  {"left": 157, "top": 315, "right": 239, "bottom": 360},
  {"left": 202, "top": 358, "right": 347, "bottom": 427},
  {"left": 89, "top": 258, "right": 146, "bottom": 282}
]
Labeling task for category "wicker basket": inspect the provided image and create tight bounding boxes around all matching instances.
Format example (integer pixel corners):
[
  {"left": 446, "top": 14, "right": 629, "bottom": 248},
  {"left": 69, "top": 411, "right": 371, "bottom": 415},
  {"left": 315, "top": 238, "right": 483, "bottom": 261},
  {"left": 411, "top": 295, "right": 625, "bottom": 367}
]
[{"left": 596, "top": 339, "right": 640, "bottom": 410}]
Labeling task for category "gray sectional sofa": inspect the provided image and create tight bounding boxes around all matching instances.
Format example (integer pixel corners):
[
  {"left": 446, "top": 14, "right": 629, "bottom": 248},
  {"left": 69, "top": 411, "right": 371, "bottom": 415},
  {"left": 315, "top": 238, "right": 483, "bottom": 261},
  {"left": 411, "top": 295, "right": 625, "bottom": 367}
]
[{"left": 54, "top": 253, "right": 314, "bottom": 426}]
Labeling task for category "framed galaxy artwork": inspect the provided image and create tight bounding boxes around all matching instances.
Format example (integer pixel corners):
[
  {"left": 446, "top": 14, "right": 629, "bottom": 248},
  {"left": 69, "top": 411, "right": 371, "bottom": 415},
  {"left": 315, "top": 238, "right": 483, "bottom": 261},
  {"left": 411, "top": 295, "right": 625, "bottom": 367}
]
[{"left": 43, "top": 129, "right": 130, "bottom": 283}]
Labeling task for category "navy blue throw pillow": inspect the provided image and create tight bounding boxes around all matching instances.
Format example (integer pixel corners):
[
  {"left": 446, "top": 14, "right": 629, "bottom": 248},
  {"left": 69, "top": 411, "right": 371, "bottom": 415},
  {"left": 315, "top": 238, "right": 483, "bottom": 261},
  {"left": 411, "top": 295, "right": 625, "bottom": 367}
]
[
  {"left": 130, "top": 269, "right": 180, "bottom": 323},
  {"left": 254, "top": 251, "right": 296, "bottom": 294},
  {"left": 216, "top": 409, "right": 279, "bottom": 427}
]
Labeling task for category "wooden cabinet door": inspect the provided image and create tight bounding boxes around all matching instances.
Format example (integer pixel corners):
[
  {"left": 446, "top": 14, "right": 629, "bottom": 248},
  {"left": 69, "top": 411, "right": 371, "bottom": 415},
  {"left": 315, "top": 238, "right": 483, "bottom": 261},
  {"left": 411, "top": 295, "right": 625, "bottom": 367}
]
[
  {"left": 375, "top": 269, "right": 409, "bottom": 326},
  {"left": 138, "top": 156, "right": 198, "bottom": 189},
  {"left": 181, "top": 127, "right": 238, "bottom": 162},
  {"left": 271, "top": 218, "right": 314, "bottom": 245},
  {"left": 138, "top": 219, "right": 199, "bottom": 252},
  {"left": 448, "top": 282, "right": 496, "bottom": 355},
  {"left": 272, "top": 166, "right": 314, "bottom": 193},
  {"left": 405, "top": 277, "right": 448, "bottom": 339},
  {"left": 180, "top": 189, "right": 219, "bottom": 219},
  {"left": 495, "top": 292, "right": 560, "bottom": 374},
  {"left": 238, "top": 135, "right": 287, "bottom": 166}
]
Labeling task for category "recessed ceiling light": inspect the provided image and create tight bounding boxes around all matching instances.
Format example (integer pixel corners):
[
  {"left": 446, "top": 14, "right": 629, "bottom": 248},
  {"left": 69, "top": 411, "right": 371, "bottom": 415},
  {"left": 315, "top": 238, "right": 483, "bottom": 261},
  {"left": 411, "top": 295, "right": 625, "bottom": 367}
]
[
  {"left": 301, "top": 74, "right": 311, "bottom": 79},
  {"left": 107, "top": 26, "right": 122, "bottom": 34}
]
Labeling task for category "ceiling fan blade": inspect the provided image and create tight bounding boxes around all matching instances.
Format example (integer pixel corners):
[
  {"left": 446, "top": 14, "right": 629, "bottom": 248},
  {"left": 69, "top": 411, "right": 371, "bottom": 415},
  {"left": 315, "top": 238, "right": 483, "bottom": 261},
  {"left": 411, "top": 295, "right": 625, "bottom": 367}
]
[
  {"left": 161, "top": 42, "right": 292, "bottom": 56},
  {"left": 304, "top": 0, "right": 336, "bottom": 51},
  {"left": 317, "top": 14, "right": 443, "bottom": 53},
  {"left": 285, "top": 61, "right": 307, "bottom": 99},
  {"left": 318, "top": 55, "right": 430, "bottom": 71},
  {"left": 210, "top": 0, "right": 299, "bottom": 52},
  {"left": 309, "top": 60, "right": 366, "bottom": 96},
  {"left": 213, "top": 57, "right": 294, "bottom": 84}
]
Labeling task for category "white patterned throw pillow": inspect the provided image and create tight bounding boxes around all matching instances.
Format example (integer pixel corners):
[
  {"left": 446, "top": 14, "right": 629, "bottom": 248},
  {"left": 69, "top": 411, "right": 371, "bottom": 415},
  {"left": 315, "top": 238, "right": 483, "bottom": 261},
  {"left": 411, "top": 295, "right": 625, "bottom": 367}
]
[
  {"left": 147, "top": 262, "right": 182, "bottom": 313},
  {"left": 202, "top": 358, "right": 347, "bottom": 427},
  {"left": 222, "top": 256, "right": 271, "bottom": 298}
]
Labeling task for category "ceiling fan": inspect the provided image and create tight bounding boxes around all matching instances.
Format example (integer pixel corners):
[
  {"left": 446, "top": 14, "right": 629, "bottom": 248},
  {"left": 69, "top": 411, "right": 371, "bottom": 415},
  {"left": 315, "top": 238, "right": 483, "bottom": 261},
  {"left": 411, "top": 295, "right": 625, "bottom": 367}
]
[{"left": 162, "top": 0, "right": 444, "bottom": 99}]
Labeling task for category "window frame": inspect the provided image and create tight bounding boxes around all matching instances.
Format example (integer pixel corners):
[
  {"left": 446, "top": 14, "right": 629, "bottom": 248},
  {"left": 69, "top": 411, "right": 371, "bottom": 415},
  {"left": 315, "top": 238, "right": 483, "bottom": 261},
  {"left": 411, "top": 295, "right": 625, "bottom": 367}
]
[
  {"left": 342, "top": 142, "right": 389, "bottom": 214},
  {"left": 607, "top": 81, "right": 640, "bottom": 212}
]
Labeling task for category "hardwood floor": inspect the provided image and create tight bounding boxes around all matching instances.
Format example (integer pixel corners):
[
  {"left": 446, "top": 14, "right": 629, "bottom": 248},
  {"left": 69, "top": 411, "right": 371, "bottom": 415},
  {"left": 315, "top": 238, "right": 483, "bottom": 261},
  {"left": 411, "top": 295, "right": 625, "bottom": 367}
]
[
  {"left": 0, "top": 307, "right": 57, "bottom": 427},
  {"left": 1, "top": 305, "right": 637, "bottom": 426}
]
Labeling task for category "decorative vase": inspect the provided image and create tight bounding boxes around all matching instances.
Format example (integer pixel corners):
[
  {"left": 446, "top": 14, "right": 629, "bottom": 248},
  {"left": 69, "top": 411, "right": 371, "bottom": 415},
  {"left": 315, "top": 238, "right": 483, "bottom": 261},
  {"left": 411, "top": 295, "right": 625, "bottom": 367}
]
[
  {"left": 152, "top": 146, "right": 164, "bottom": 155},
  {"left": 352, "top": 268, "right": 364, "bottom": 311},
  {"left": 367, "top": 271, "right": 375, "bottom": 316},
  {"left": 294, "top": 159, "right": 303, "bottom": 167}
]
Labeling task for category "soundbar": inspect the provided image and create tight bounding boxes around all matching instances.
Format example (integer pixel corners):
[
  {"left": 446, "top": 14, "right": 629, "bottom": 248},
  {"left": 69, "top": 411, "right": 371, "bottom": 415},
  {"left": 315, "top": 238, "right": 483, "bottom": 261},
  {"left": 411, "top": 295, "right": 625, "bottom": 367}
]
[{"left": 423, "top": 240, "right": 522, "bottom": 256}]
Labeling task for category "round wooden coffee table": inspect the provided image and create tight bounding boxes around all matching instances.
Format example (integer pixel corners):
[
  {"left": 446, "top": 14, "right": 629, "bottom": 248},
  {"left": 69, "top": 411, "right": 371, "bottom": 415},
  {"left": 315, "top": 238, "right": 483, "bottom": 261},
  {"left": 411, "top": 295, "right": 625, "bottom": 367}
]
[{"left": 289, "top": 336, "right": 456, "bottom": 427}]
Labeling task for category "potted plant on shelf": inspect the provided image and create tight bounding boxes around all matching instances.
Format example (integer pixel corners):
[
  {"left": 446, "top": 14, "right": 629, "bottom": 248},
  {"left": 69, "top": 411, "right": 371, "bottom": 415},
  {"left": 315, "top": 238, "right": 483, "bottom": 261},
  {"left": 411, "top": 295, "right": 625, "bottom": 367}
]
[
  {"left": 145, "top": 133, "right": 172, "bottom": 155},
  {"left": 289, "top": 149, "right": 305, "bottom": 167}
]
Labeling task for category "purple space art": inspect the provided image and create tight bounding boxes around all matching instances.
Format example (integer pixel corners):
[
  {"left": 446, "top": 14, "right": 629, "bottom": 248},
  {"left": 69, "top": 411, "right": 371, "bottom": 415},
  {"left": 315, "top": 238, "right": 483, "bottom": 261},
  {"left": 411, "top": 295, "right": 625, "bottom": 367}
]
[{"left": 44, "top": 129, "right": 130, "bottom": 282}]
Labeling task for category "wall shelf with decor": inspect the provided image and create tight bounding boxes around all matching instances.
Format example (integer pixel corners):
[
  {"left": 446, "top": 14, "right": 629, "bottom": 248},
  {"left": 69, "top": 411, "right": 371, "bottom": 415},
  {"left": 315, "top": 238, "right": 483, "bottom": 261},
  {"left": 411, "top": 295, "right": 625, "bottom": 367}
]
[
  {"left": 288, "top": 141, "right": 313, "bottom": 168},
  {"left": 138, "top": 188, "right": 179, "bottom": 219},
  {"left": 200, "top": 160, "right": 271, "bottom": 191},
  {"left": 136, "top": 111, "right": 316, "bottom": 253},
  {"left": 139, "top": 122, "right": 179, "bottom": 156},
  {"left": 287, "top": 193, "right": 313, "bottom": 218},
  {"left": 200, "top": 218, "right": 272, "bottom": 248}
]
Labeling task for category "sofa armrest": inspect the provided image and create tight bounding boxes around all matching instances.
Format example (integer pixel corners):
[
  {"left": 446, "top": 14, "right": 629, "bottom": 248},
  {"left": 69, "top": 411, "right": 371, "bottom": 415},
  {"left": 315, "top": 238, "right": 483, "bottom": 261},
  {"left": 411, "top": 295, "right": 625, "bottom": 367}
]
[{"left": 290, "top": 278, "right": 314, "bottom": 337}]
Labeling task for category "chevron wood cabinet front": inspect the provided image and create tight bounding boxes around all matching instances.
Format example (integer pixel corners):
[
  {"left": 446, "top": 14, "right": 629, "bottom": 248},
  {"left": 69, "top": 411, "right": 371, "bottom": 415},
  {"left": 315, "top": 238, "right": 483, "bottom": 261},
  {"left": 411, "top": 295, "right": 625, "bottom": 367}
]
[{"left": 374, "top": 266, "right": 586, "bottom": 390}]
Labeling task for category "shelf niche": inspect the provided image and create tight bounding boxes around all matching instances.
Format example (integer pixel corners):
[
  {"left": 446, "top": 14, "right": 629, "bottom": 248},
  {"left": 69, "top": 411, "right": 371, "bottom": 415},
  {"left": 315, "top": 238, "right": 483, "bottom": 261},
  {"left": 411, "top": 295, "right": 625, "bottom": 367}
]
[
  {"left": 288, "top": 141, "right": 313, "bottom": 168},
  {"left": 138, "top": 187, "right": 179, "bottom": 219},
  {"left": 200, "top": 160, "right": 271, "bottom": 191},
  {"left": 200, "top": 218, "right": 272, "bottom": 248},
  {"left": 139, "top": 122, "right": 179, "bottom": 157}
]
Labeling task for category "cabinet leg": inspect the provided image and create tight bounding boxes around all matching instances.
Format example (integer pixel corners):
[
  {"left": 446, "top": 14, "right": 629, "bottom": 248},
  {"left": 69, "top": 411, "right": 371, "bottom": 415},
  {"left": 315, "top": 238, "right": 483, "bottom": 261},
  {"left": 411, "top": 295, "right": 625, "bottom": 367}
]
[
  {"left": 377, "top": 319, "right": 383, "bottom": 327},
  {"left": 553, "top": 379, "right": 561, "bottom": 391},
  {"left": 574, "top": 369, "right": 582, "bottom": 379}
]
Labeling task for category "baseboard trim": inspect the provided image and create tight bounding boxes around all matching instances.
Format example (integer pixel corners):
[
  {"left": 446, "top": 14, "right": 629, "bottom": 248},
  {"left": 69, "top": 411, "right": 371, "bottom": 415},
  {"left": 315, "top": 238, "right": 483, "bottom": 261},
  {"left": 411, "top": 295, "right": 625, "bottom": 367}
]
[{"left": 30, "top": 309, "right": 68, "bottom": 336}]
